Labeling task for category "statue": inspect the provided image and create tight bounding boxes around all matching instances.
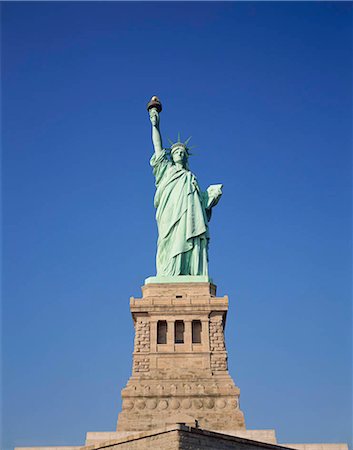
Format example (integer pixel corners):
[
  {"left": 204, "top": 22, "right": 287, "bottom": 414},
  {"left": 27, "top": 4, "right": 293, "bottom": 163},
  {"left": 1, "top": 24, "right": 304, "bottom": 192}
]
[{"left": 147, "top": 96, "right": 222, "bottom": 277}]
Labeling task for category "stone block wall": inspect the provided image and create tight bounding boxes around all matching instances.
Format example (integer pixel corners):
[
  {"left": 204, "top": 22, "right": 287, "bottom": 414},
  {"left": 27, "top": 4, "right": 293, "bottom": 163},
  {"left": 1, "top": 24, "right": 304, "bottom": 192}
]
[
  {"left": 132, "top": 317, "right": 150, "bottom": 374},
  {"left": 209, "top": 314, "right": 228, "bottom": 372},
  {"left": 104, "top": 429, "right": 180, "bottom": 450},
  {"left": 81, "top": 426, "right": 320, "bottom": 450},
  {"left": 133, "top": 318, "right": 150, "bottom": 353}
]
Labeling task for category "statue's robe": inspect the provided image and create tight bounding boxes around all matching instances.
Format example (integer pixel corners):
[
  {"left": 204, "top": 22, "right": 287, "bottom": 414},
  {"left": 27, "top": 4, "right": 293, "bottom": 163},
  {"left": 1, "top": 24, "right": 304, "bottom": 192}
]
[{"left": 151, "top": 151, "right": 209, "bottom": 276}]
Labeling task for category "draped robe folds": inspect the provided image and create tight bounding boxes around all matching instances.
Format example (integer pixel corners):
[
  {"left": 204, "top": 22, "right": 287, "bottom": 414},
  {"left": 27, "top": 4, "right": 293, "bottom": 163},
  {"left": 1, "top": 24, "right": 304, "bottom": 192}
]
[{"left": 151, "top": 150, "right": 210, "bottom": 276}]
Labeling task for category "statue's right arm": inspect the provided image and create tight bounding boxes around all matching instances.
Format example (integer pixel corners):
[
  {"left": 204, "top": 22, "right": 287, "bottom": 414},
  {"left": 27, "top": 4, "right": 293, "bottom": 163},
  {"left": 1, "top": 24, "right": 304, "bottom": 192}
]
[{"left": 149, "top": 108, "right": 163, "bottom": 157}]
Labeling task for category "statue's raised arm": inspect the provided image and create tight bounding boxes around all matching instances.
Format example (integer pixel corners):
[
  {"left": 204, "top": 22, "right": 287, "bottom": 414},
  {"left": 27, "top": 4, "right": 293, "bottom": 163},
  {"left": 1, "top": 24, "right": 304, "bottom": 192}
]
[
  {"left": 147, "top": 96, "right": 163, "bottom": 157},
  {"left": 146, "top": 96, "right": 223, "bottom": 279}
]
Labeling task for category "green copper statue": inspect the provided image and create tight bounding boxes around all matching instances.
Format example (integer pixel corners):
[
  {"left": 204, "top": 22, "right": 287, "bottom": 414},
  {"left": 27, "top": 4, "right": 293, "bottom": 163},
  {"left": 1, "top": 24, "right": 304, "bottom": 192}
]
[{"left": 147, "top": 96, "right": 222, "bottom": 277}]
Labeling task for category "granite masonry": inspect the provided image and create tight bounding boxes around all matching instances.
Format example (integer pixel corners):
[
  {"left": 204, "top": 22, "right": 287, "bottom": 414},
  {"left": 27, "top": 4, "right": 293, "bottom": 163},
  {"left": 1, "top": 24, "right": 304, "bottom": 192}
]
[{"left": 16, "top": 281, "right": 349, "bottom": 450}]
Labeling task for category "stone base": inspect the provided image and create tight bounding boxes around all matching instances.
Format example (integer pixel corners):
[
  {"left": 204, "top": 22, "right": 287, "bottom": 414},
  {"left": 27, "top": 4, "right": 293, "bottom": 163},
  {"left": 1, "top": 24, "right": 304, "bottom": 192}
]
[
  {"left": 15, "top": 282, "right": 349, "bottom": 450},
  {"left": 16, "top": 425, "right": 349, "bottom": 450},
  {"left": 145, "top": 275, "right": 213, "bottom": 284},
  {"left": 85, "top": 428, "right": 278, "bottom": 446},
  {"left": 117, "top": 281, "right": 246, "bottom": 432},
  {"left": 117, "top": 374, "right": 245, "bottom": 432}
]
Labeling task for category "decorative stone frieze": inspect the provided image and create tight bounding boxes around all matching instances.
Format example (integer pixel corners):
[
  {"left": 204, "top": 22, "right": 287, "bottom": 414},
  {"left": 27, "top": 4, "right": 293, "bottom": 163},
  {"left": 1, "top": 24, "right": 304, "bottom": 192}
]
[{"left": 121, "top": 396, "right": 239, "bottom": 412}]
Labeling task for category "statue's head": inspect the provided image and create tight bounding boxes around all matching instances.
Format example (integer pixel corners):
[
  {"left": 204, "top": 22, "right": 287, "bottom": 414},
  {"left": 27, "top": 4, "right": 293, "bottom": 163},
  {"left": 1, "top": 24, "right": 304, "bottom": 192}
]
[
  {"left": 171, "top": 144, "right": 188, "bottom": 165},
  {"left": 169, "top": 135, "right": 192, "bottom": 170}
]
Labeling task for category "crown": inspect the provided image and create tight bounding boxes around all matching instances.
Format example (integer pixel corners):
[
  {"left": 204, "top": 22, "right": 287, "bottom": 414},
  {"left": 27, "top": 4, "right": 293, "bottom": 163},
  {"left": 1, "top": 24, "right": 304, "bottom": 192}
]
[{"left": 167, "top": 134, "right": 194, "bottom": 155}]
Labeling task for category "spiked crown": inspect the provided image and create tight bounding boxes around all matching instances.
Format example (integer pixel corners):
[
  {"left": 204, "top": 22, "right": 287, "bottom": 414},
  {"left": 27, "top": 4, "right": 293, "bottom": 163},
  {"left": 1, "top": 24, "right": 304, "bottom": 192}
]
[{"left": 167, "top": 134, "right": 194, "bottom": 155}]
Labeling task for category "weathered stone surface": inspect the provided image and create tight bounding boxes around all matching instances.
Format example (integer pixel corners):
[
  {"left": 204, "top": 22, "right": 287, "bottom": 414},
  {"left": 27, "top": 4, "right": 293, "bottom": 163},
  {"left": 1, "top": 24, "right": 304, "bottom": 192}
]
[
  {"left": 85, "top": 429, "right": 279, "bottom": 446},
  {"left": 16, "top": 448, "right": 82, "bottom": 450},
  {"left": 141, "top": 282, "right": 217, "bottom": 298},
  {"left": 21, "top": 425, "right": 348, "bottom": 450},
  {"left": 282, "top": 445, "right": 348, "bottom": 450},
  {"left": 117, "top": 282, "right": 245, "bottom": 432},
  {"left": 15, "top": 428, "right": 350, "bottom": 450}
]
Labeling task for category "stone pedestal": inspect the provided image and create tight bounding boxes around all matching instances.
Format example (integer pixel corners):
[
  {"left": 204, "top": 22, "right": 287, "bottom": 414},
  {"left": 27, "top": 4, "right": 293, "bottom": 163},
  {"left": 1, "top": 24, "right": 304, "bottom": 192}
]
[
  {"left": 15, "top": 281, "right": 349, "bottom": 450},
  {"left": 116, "top": 282, "right": 246, "bottom": 432}
]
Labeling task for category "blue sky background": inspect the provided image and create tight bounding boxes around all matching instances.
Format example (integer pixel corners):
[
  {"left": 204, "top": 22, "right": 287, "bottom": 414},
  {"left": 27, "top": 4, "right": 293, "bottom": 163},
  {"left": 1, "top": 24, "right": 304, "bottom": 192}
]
[{"left": 2, "top": 2, "right": 352, "bottom": 449}]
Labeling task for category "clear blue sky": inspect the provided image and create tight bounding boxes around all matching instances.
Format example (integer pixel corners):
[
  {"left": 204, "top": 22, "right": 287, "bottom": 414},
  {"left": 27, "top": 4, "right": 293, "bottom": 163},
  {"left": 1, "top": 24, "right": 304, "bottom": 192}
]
[{"left": 2, "top": 2, "right": 352, "bottom": 449}]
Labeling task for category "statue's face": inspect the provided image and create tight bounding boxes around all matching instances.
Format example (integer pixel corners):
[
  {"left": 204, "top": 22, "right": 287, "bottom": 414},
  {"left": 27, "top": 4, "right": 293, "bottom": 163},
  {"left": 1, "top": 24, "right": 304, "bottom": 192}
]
[{"left": 172, "top": 146, "right": 187, "bottom": 166}]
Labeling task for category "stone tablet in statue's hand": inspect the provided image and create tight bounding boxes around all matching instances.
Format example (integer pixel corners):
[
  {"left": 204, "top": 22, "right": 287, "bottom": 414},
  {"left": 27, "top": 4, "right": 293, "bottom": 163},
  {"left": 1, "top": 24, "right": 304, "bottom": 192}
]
[{"left": 206, "top": 184, "right": 223, "bottom": 210}]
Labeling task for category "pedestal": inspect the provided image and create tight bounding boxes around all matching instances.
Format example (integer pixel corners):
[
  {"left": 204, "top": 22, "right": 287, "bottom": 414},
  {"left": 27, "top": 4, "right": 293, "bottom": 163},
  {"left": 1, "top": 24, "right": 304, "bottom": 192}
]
[
  {"left": 116, "top": 282, "right": 246, "bottom": 432},
  {"left": 15, "top": 281, "right": 349, "bottom": 450}
]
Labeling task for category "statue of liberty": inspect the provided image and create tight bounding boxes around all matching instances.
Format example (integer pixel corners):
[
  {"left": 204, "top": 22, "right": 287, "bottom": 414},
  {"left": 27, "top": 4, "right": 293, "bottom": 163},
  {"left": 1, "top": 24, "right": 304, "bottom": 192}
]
[{"left": 147, "top": 96, "right": 223, "bottom": 277}]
